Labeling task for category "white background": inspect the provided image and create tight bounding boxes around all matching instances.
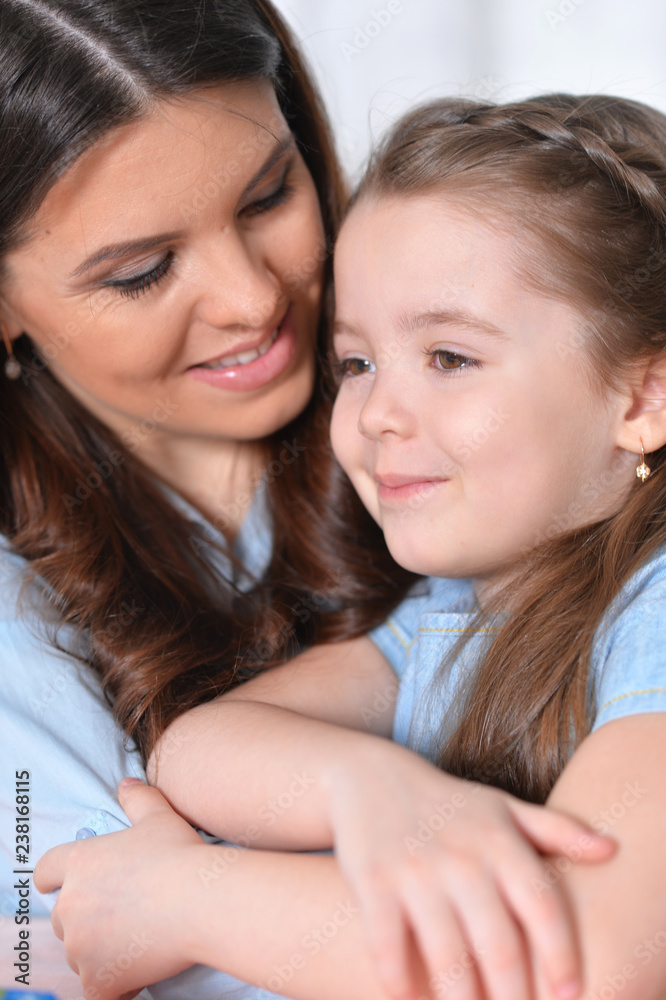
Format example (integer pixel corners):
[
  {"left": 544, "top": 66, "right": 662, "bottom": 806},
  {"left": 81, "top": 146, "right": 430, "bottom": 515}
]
[{"left": 272, "top": 0, "right": 666, "bottom": 180}]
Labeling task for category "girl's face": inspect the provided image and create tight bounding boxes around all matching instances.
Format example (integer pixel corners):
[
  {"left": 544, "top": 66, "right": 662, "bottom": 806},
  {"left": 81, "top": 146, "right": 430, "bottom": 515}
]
[
  {"left": 331, "top": 195, "right": 637, "bottom": 595},
  {"left": 1, "top": 80, "right": 325, "bottom": 451}
]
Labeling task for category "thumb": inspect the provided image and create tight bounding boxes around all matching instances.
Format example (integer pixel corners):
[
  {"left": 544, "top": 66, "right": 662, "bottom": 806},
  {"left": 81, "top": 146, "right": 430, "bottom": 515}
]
[
  {"left": 117, "top": 778, "right": 177, "bottom": 826},
  {"left": 509, "top": 799, "right": 616, "bottom": 862}
]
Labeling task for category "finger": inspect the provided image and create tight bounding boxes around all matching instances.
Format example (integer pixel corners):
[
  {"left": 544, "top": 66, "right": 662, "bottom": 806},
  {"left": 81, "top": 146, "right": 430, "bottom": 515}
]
[
  {"left": 401, "top": 874, "right": 484, "bottom": 1000},
  {"left": 444, "top": 864, "right": 531, "bottom": 1000},
  {"left": 496, "top": 844, "right": 582, "bottom": 1000},
  {"left": 117, "top": 778, "right": 178, "bottom": 825},
  {"left": 34, "top": 841, "right": 77, "bottom": 894},
  {"left": 508, "top": 800, "right": 615, "bottom": 861},
  {"left": 50, "top": 903, "right": 64, "bottom": 942},
  {"left": 358, "top": 887, "right": 416, "bottom": 1000}
]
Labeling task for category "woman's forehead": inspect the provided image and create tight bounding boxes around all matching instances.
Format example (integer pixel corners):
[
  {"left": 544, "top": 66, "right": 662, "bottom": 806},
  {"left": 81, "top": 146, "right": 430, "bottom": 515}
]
[{"left": 6, "top": 80, "right": 291, "bottom": 272}]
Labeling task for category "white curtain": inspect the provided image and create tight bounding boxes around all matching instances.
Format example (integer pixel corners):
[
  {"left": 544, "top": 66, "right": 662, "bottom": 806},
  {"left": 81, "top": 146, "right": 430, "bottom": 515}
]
[{"left": 273, "top": 0, "right": 666, "bottom": 178}]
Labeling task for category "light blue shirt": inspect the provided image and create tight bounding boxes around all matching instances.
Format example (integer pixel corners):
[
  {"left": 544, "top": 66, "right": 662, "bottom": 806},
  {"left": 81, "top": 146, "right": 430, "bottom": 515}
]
[
  {"left": 370, "top": 546, "right": 666, "bottom": 758},
  {"left": 0, "top": 483, "right": 293, "bottom": 1000}
]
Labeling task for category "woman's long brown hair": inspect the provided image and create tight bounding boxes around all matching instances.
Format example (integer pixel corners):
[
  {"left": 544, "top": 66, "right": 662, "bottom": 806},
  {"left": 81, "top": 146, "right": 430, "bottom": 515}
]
[
  {"left": 0, "top": 0, "right": 416, "bottom": 762},
  {"left": 355, "top": 94, "right": 666, "bottom": 801}
]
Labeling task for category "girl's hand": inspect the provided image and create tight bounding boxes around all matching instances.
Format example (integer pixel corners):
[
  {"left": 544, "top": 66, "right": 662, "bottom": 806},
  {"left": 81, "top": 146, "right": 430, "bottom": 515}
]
[
  {"left": 322, "top": 743, "right": 615, "bottom": 1000},
  {"left": 34, "top": 780, "right": 205, "bottom": 1000}
]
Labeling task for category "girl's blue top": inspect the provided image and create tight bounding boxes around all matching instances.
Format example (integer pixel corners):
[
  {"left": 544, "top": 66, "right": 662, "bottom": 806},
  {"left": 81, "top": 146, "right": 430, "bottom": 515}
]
[{"left": 369, "top": 546, "right": 666, "bottom": 756}]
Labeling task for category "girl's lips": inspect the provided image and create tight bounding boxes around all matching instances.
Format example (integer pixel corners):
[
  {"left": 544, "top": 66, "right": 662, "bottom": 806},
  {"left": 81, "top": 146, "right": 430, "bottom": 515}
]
[
  {"left": 376, "top": 477, "right": 449, "bottom": 503},
  {"left": 188, "top": 311, "right": 298, "bottom": 393}
]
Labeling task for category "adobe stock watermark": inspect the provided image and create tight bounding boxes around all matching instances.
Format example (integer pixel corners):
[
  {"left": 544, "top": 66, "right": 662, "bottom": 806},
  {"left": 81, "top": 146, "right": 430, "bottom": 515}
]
[
  {"left": 197, "top": 771, "right": 316, "bottom": 888},
  {"left": 340, "top": 2, "right": 404, "bottom": 63},
  {"left": 584, "top": 929, "right": 666, "bottom": 1000},
  {"left": 545, "top": 0, "right": 587, "bottom": 29},
  {"left": 84, "top": 932, "right": 155, "bottom": 1000},
  {"left": 403, "top": 792, "right": 468, "bottom": 857},
  {"left": 417, "top": 944, "right": 486, "bottom": 999},
  {"left": 263, "top": 899, "right": 361, "bottom": 993},
  {"left": 360, "top": 681, "right": 399, "bottom": 729},
  {"left": 179, "top": 114, "right": 284, "bottom": 221},
  {"left": 532, "top": 781, "right": 647, "bottom": 896},
  {"left": 62, "top": 396, "right": 179, "bottom": 511}
]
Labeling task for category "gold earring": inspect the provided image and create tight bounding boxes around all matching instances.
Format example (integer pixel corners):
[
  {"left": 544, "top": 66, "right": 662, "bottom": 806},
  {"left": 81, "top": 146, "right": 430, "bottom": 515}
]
[
  {"left": 636, "top": 438, "right": 651, "bottom": 482},
  {"left": 1, "top": 323, "right": 21, "bottom": 381}
]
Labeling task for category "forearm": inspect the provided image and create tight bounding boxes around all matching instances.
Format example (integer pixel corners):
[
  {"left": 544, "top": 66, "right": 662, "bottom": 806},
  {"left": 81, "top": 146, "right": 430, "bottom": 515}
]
[
  {"left": 179, "top": 843, "right": 428, "bottom": 1000},
  {"left": 149, "top": 637, "right": 399, "bottom": 849},
  {"left": 151, "top": 699, "right": 399, "bottom": 849}
]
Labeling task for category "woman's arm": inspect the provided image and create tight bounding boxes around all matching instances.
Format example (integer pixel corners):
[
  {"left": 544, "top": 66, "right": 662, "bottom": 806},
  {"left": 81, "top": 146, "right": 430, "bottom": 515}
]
[
  {"left": 35, "top": 780, "right": 431, "bottom": 1000},
  {"left": 540, "top": 712, "right": 666, "bottom": 1000}
]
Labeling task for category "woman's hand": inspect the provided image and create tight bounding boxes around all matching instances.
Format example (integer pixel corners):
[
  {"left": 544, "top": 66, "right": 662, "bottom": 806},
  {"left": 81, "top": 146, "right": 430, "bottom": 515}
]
[
  {"left": 321, "top": 742, "right": 615, "bottom": 1000},
  {"left": 34, "top": 779, "right": 205, "bottom": 1000}
]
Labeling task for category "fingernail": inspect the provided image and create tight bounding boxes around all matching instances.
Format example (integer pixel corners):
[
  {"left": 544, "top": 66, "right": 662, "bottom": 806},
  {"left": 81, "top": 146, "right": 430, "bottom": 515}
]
[
  {"left": 120, "top": 777, "right": 143, "bottom": 788},
  {"left": 556, "top": 979, "right": 581, "bottom": 999}
]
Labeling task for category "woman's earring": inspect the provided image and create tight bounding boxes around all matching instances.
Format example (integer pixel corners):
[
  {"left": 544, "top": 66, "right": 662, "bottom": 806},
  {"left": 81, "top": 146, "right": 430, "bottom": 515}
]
[
  {"left": 636, "top": 438, "right": 651, "bottom": 482},
  {"left": 1, "top": 323, "right": 21, "bottom": 381}
]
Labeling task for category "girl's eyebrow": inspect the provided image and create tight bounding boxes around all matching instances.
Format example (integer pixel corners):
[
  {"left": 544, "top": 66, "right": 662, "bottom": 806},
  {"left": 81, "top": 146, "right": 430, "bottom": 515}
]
[
  {"left": 397, "top": 308, "right": 509, "bottom": 340},
  {"left": 333, "top": 309, "right": 508, "bottom": 340},
  {"left": 68, "top": 134, "right": 296, "bottom": 279}
]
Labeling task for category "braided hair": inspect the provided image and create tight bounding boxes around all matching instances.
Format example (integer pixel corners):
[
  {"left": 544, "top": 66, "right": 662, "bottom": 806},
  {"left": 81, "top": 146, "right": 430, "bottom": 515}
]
[{"left": 353, "top": 94, "right": 666, "bottom": 801}]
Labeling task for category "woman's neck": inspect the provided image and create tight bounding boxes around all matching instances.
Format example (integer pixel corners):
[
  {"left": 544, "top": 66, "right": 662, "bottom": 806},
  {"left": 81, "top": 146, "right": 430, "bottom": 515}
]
[{"left": 136, "top": 434, "right": 267, "bottom": 539}]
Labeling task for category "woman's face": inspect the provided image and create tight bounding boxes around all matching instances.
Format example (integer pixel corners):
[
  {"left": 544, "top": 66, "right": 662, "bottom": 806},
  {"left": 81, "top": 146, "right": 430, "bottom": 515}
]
[{"left": 1, "top": 80, "right": 325, "bottom": 453}]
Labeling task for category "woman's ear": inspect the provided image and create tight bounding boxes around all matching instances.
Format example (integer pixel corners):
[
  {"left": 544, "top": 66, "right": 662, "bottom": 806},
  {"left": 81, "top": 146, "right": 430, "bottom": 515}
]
[
  {"left": 0, "top": 298, "right": 25, "bottom": 341},
  {"left": 615, "top": 353, "right": 666, "bottom": 455}
]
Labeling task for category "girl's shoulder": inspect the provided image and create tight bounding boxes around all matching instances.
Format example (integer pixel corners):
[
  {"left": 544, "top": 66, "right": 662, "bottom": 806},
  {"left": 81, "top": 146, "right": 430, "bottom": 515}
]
[
  {"left": 369, "top": 576, "right": 474, "bottom": 678},
  {"left": 591, "top": 542, "right": 666, "bottom": 731}
]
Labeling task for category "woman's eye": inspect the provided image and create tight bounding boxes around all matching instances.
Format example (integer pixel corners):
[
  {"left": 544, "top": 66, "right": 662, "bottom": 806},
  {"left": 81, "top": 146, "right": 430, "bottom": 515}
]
[
  {"left": 338, "top": 357, "right": 375, "bottom": 378},
  {"left": 106, "top": 253, "right": 175, "bottom": 300},
  {"left": 240, "top": 170, "right": 295, "bottom": 218},
  {"left": 429, "top": 349, "right": 478, "bottom": 373}
]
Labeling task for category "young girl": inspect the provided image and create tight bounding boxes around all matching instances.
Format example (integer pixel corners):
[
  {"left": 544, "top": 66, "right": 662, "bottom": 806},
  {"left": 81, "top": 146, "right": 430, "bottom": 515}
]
[{"left": 37, "top": 93, "right": 666, "bottom": 1000}]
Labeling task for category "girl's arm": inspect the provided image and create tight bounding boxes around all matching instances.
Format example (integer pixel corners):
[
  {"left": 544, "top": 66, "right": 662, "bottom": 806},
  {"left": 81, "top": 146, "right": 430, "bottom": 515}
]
[
  {"left": 538, "top": 712, "right": 666, "bottom": 1000},
  {"left": 148, "top": 635, "right": 400, "bottom": 847}
]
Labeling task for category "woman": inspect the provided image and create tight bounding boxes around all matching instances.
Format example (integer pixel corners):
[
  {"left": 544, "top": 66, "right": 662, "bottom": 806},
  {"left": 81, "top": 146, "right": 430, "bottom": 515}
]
[{"left": 0, "top": 1, "right": 415, "bottom": 996}]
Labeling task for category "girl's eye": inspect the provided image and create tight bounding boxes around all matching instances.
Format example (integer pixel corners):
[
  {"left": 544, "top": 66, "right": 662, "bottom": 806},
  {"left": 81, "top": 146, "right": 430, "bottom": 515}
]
[
  {"left": 240, "top": 170, "right": 295, "bottom": 218},
  {"left": 429, "top": 349, "right": 479, "bottom": 374},
  {"left": 337, "top": 357, "right": 375, "bottom": 378},
  {"left": 106, "top": 253, "right": 175, "bottom": 300}
]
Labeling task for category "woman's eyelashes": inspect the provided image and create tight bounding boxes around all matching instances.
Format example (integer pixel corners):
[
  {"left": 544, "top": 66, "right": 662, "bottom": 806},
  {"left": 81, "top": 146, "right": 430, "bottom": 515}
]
[
  {"left": 105, "top": 167, "right": 296, "bottom": 301},
  {"left": 240, "top": 169, "right": 295, "bottom": 218},
  {"left": 108, "top": 252, "right": 175, "bottom": 300}
]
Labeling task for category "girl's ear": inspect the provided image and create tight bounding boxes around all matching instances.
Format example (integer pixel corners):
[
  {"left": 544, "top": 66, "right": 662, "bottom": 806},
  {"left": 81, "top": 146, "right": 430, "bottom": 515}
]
[{"left": 615, "top": 353, "right": 666, "bottom": 455}]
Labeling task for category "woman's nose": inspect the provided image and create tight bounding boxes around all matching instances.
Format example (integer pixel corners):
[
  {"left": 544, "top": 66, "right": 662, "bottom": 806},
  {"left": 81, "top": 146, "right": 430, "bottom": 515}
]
[{"left": 194, "top": 229, "right": 284, "bottom": 331}]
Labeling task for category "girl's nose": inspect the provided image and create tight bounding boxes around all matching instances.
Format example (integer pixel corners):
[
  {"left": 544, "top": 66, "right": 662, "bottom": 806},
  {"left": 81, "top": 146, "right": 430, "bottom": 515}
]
[
  {"left": 358, "top": 373, "right": 417, "bottom": 442},
  {"left": 194, "top": 229, "right": 284, "bottom": 331}
]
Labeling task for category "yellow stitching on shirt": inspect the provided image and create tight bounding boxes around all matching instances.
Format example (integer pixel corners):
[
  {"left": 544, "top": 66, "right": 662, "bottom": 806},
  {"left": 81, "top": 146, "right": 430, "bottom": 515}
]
[
  {"left": 386, "top": 619, "right": 410, "bottom": 649},
  {"left": 598, "top": 688, "right": 666, "bottom": 713},
  {"left": 418, "top": 627, "right": 501, "bottom": 634}
]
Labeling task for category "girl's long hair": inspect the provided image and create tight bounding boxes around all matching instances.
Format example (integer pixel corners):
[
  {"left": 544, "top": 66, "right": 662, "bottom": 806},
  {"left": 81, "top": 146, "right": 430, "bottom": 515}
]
[
  {"left": 0, "top": 0, "right": 415, "bottom": 762},
  {"left": 355, "top": 94, "right": 666, "bottom": 801}
]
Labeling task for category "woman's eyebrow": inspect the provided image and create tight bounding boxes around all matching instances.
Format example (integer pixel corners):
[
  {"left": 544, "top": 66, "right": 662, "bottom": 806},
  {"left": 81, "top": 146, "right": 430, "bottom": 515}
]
[{"left": 69, "top": 134, "right": 297, "bottom": 279}]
